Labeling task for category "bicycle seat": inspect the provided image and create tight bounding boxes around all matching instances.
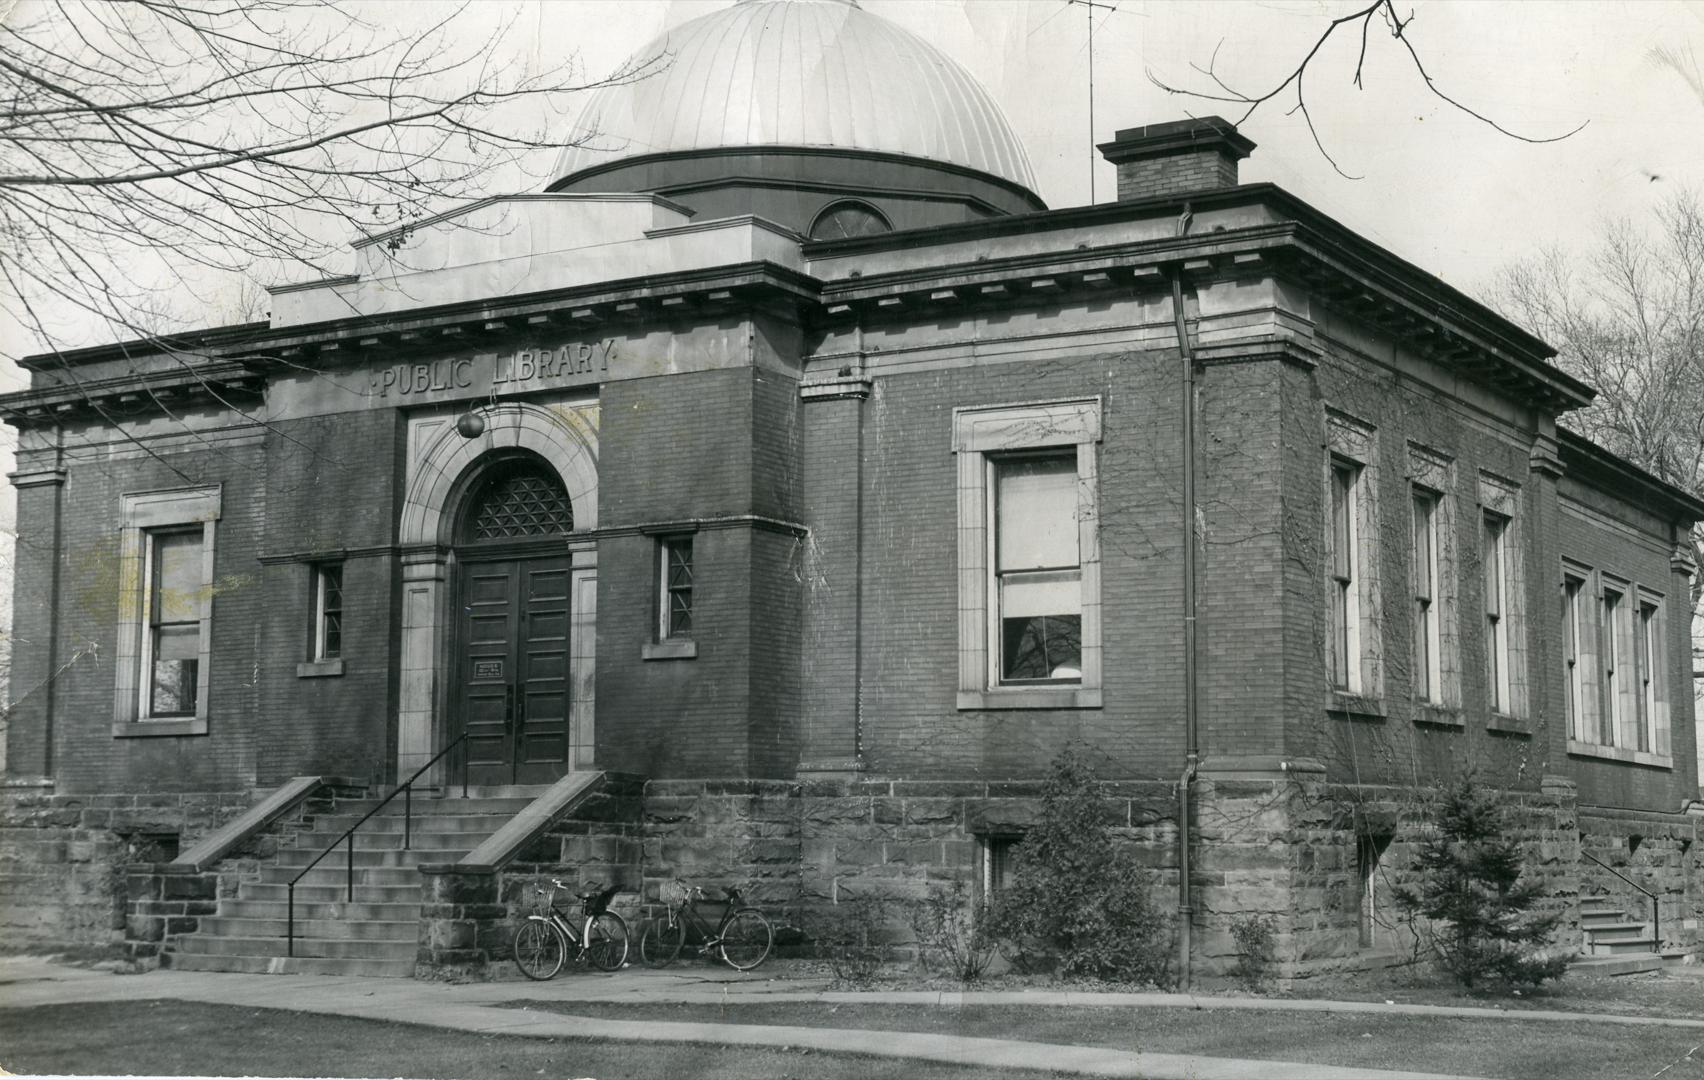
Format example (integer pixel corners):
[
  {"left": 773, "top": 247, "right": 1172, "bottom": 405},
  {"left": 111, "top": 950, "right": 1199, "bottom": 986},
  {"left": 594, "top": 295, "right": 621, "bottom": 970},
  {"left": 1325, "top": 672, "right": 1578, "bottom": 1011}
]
[{"left": 696, "top": 885, "right": 730, "bottom": 902}]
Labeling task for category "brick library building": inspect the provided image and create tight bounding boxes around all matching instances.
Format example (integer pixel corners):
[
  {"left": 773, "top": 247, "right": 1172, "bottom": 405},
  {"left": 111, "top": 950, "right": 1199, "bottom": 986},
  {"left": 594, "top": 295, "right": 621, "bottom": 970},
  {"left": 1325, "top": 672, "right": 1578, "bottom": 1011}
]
[{"left": 3, "top": 0, "right": 1700, "bottom": 981}]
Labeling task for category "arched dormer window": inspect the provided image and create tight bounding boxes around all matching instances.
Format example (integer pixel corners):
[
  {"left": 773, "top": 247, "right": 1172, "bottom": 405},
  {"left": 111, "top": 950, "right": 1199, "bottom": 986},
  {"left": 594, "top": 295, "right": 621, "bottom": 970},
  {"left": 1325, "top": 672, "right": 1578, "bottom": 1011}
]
[
  {"left": 809, "top": 200, "right": 892, "bottom": 241},
  {"left": 458, "top": 459, "right": 572, "bottom": 543}
]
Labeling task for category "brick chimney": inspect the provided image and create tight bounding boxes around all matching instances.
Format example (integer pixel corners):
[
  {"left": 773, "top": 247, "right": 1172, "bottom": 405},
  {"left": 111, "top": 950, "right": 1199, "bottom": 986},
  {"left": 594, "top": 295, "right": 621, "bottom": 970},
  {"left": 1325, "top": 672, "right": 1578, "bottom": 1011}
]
[{"left": 1097, "top": 117, "right": 1255, "bottom": 202}]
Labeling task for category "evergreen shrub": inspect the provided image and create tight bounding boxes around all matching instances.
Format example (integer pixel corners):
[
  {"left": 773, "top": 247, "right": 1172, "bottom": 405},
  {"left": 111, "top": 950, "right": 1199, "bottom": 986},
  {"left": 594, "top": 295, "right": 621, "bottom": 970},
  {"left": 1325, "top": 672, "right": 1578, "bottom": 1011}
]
[
  {"left": 983, "top": 750, "right": 1172, "bottom": 984},
  {"left": 1393, "top": 779, "right": 1570, "bottom": 988}
]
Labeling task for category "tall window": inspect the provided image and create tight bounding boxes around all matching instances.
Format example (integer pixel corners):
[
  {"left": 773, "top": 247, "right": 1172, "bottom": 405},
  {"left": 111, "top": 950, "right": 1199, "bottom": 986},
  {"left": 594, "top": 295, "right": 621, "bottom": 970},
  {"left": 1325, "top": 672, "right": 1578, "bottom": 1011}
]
[
  {"left": 144, "top": 530, "right": 204, "bottom": 717},
  {"left": 1602, "top": 580, "right": 1632, "bottom": 747},
  {"left": 1328, "top": 460, "right": 1359, "bottom": 691},
  {"left": 1482, "top": 512, "right": 1509, "bottom": 712},
  {"left": 114, "top": 486, "right": 220, "bottom": 733},
  {"left": 995, "top": 454, "right": 1082, "bottom": 683},
  {"left": 1412, "top": 488, "right": 1441, "bottom": 702},
  {"left": 661, "top": 537, "right": 693, "bottom": 640},
  {"left": 313, "top": 564, "right": 344, "bottom": 661},
  {"left": 953, "top": 398, "right": 1101, "bottom": 710},
  {"left": 1563, "top": 571, "right": 1588, "bottom": 741},
  {"left": 1639, "top": 592, "right": 1671, "bottom": 758}
]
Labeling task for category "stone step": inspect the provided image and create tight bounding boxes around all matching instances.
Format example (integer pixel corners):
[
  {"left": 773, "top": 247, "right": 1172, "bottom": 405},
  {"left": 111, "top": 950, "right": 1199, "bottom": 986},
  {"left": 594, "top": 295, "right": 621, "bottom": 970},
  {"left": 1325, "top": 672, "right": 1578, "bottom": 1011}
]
[
  {"left": 269, "top": 848, "right": 471, "bottom": 870},
  {"left": 1580, "top": 909, "right": 1634, "bottom": 924},
  {"left": 279, "top": 830, "right": 490, "bottom": 854},
  {"left": 1590, "top": 936, "right": 1658, "bottom": 955},
  {"left": 1571, "top": 953, "right": 1667, "bottom": 976},
  {"left": 217, "top": 899, "right": 421, "bottom": 922},
  {"left": 242, "top": 882, "right": 423, "bottom": 904},
  {"left": 1582, "top": 921, "right": 1647, "bottom": 935},
  {"left": 320, "top": 796, "right": 540, "bottom": 818},
  {"left": 190, "top": 916, "right": 418, "bottom": 942},
  {"left": 165, "top": 951, "right": 417, "bottom": 978},
  {"left": 303, "top": 814, "right": 518, "bottom": 836},
  {"left": 175, "top": 933, "right": 415, "bottom": 961}
]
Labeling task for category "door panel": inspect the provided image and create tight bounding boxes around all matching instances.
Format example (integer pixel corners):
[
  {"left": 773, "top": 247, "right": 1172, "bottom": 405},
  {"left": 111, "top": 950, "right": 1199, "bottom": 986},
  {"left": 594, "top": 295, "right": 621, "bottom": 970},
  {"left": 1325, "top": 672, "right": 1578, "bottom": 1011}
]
[
  {"left": 455, "top": 554, "right": 573, "bottom": 785},
  {"left": 516, "top": 561, "right": 571, "bottom": 782}
]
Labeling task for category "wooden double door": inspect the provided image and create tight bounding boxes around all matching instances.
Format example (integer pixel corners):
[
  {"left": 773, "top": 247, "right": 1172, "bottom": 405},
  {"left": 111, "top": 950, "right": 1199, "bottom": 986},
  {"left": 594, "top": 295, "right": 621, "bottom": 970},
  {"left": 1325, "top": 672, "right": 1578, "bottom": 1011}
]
[{"left": 455, "top": 553, "right": 591, "bottom": 785}]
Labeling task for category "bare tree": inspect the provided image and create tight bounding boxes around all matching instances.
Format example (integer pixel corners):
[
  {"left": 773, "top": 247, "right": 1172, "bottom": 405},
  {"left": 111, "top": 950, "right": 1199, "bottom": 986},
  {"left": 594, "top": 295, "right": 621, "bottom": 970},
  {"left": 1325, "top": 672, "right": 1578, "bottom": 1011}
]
[
  {"left": 1146, "top": 0, "right": 1582, "bottom": 177},
  {"left": 1489, "top": 192, "right": 1704, "bottom": 668},
  {"left": 0, "top": 0, "right": 653, "bottom": 363}
]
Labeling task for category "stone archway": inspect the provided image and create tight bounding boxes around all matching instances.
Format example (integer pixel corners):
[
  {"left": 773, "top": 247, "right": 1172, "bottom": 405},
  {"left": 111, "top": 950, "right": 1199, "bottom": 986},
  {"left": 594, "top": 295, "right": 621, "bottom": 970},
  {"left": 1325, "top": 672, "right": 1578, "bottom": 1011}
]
[{"left": 396, "top": 400, "right": 599, "bottom": 783}]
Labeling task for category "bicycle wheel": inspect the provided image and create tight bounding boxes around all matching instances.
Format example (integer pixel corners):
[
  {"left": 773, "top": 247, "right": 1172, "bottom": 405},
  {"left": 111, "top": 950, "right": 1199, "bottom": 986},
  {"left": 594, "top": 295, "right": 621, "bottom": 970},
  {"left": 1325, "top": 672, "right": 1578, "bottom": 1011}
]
[
  {"left": 718, "top": 908, "right": 772, "bottom": 971},
  {"left": 640, "top": 914, "right": 685, "bottom": 968},
  {"left": 585, "top": 912, "right": 629, "bottom": 971},
  {"left": 513, "top": 918, "right": 566, "bottom": 981}
]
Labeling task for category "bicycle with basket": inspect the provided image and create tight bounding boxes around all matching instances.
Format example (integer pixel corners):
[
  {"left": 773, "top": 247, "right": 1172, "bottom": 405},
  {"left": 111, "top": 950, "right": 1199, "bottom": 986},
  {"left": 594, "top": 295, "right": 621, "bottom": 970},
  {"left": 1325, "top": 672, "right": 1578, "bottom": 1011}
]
[
  {"left": 512, "top": 878, "right": 629, "bottom": 980},
  {"left": 639, "top": 879, "right": 773, "bottom": 971}
]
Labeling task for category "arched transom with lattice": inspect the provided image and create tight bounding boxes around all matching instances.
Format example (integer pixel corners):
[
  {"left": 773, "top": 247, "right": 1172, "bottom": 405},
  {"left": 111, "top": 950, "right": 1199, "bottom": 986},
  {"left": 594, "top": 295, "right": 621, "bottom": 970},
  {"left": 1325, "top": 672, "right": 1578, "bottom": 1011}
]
[{"left": 462, "top": 463, "right": 573, "bottom": 541}]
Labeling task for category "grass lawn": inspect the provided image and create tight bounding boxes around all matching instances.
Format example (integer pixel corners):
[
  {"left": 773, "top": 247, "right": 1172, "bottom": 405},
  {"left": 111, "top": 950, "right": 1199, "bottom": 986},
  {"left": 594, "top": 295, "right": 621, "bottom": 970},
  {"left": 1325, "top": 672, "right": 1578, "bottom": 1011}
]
[
  {"left": 517, "top": 999, "right": 1704, "bottom": 1080},
  {"left": 0, "top": 1000, "right": 1055, "bottom": 1080}
]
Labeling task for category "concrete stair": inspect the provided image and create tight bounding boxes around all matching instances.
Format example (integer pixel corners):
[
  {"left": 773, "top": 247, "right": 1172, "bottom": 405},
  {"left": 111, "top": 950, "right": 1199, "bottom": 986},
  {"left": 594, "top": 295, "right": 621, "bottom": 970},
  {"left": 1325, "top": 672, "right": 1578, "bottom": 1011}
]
[
  {"left": 1570, "top": 901, "right": 1685, "bottom": 975},
  {"left": 165, "top": 790, "right": 543, "bottom": 978}
]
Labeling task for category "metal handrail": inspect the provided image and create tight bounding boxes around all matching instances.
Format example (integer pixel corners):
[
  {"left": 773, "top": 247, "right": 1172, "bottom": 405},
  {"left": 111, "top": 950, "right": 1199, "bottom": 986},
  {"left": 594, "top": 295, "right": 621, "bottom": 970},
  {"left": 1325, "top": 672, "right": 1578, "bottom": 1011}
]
[
  {"left": 287, "top": 732, "right": 470, "bottom": 957},
  {"left": 1580, "top": 848, "right": 1660, "bottom": 950}
]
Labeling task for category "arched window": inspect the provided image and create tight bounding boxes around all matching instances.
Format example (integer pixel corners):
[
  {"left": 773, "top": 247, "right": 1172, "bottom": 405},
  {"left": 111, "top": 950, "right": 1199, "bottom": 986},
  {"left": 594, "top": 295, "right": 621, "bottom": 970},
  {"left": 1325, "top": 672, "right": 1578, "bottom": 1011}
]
[
  {"left": 809, "top": 200, "right": 892, "bottom": 241},
  {"left": 459, "top": 459, "right": 573, "bottom": 542}
]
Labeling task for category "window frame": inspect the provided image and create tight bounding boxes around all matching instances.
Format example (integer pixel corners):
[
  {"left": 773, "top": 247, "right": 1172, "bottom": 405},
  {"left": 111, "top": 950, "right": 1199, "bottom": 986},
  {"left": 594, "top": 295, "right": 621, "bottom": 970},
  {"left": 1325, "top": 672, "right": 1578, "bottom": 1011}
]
[
  {"left": 1324, "top": 411, "right": 1381, "bottom": 706},
  {"left": 1406, "top": 444, "right": 1458, "bottom": 714},
  {"left": 112, "top": 486, "right": 220, "bottom": 736},
  {"left": 1565, "top": 562, "right": 1671, "bottom": 768},
  {"left": 1412, "top": 485, "right": 1441, "bottom": 702},
  {"left": 642, "top": 532, "right": 699, "bottom": 660},
  {"left": 1477, "top": 472, "right": 1527, "bottom": 724},
  {"left": 313, "top": 563, "right": 344, "bottom": 662},
  {"left": 954, "top": 399, "right": 1102, "bottom": 710},
  {"left": 1563, "top": 563, "right": 1592, "bottom": 742},
  {"left": 1328, "top": 458, "right": 1360, "bottom": 692}
]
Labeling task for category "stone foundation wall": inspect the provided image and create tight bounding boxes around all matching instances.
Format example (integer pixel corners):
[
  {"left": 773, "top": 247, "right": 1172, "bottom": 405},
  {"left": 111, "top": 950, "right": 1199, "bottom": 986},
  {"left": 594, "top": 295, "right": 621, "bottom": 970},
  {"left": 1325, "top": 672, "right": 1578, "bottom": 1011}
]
[
  {"left": 0, "top": 784, "right": 259, "bottom": 949},
  {"left": 1579, "top": 806, "right": 1703, "bottom": 953}
]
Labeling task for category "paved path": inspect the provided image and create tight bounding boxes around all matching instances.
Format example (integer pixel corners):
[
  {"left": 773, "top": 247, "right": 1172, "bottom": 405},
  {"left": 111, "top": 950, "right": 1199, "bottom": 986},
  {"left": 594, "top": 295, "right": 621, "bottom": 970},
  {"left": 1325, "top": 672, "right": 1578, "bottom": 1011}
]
[{"left": 3, "top": 955, "right": 1694, "bottom": 1079}]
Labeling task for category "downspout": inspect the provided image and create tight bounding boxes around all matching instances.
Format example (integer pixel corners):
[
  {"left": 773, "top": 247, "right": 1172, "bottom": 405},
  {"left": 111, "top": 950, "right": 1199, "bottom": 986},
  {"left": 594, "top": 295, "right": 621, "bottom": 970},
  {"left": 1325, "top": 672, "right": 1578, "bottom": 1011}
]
[{"left": 1171, "top": 264, "right": 1200, "bottom": 992}]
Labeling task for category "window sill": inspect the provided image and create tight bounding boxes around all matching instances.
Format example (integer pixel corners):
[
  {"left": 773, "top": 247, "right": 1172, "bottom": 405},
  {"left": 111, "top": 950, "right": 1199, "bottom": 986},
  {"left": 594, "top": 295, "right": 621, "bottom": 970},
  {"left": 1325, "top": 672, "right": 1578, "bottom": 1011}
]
[
  {"left": 112, "top": 718, "right": 208, "bottom": 738},
  {"left": 297, "top": 659, "right": 344, "bottom": 678},
  {"left": 1486, "top": 712, "right": 1530, "bottom": 735},
  {"left": 1567, "top": 739, "right": 1672, "bottom": 769},
  {"left": 958, "top": 688, "right": 1102, "bottom": 710},
  {"left": 642, "top": 640, "right": 697, "bottom": 661},
  {"left": 1413, "top": 704, "right": 1465, "bottom": 729},
  {"left": 1326, "top": 693, "right": 1386, "bottom": 719}
]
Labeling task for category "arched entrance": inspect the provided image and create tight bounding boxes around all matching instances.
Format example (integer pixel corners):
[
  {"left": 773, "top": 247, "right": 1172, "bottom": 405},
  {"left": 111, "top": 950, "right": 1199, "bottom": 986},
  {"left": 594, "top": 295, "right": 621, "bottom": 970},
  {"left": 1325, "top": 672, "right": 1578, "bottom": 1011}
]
[
  {"left": 452, "top": 454, "right": 576, "bottom": 785},
  {"left": 395, "top": 400, "right": 599, "bottom": 786}
]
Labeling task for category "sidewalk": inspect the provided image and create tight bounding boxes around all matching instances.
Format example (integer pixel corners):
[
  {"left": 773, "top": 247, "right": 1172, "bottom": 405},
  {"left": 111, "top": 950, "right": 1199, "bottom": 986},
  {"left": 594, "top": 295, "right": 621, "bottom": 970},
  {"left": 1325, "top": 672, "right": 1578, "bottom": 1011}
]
[{"left": 4, "top": 954, "right": 1695, "bottom": 1080}]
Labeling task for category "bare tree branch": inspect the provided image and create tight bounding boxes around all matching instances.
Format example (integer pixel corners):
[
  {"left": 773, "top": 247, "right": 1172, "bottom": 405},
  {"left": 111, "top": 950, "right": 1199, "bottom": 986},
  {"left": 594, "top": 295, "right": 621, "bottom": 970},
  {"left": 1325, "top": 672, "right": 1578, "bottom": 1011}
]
[
  {"left": 1146, "top": 0, "right": 1584, "bottom": 178},
  {"left": 0, "top": 0, "right": 660, "bottom": 363}
]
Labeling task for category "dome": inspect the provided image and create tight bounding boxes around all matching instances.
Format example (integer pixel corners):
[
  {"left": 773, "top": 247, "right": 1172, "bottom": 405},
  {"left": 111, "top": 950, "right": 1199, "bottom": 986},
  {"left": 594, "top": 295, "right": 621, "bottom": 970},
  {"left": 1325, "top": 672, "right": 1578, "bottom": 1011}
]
[{"left": 550, "top": 0, "right": 1038, "bottom": 197}]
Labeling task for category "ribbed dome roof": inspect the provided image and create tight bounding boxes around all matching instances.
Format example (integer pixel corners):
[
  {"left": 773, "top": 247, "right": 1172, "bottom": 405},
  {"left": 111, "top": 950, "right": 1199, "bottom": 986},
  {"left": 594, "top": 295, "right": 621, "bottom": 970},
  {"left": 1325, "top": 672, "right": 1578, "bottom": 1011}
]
[{"left": 551, "top": 0, "right": 1038, "bottom": 194}]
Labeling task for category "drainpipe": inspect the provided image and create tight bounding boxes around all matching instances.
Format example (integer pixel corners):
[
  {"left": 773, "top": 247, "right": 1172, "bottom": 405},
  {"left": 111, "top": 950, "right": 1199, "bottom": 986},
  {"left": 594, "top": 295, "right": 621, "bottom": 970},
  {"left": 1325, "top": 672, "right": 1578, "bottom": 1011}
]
[{"left": 1171, "top": 266, "right": 1200, "bottom": 992}]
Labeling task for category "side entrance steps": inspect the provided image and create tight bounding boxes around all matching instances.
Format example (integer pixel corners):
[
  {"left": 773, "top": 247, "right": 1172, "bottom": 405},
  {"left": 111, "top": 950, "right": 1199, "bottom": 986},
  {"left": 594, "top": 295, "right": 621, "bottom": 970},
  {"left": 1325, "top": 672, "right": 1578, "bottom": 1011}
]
[
  {"left": 1571, "top": 901, "right": 1688, "bottom": 976},
  {"left": 165, "top": 792, "right": 541, "bottom": 977}
]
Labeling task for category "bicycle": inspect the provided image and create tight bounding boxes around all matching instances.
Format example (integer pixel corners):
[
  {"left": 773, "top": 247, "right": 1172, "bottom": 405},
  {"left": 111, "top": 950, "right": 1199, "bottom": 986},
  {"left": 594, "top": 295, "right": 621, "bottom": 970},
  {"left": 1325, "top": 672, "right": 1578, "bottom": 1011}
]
[
  {"left": 638, "top": 880, "right": 773, "bottom": 971},
  {"left": 512, "top": 878, "right": 629, "bottom": 980}
]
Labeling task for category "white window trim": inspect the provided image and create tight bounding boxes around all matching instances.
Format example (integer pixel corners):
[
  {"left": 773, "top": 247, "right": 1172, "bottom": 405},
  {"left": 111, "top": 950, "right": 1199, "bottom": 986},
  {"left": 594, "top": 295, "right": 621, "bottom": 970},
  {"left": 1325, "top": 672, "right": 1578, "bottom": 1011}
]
[
  {"left": 1407, "top": 445, "right": 1459, "bottom": 711},
  {"left": 1478, "top": 474, "right": 1528, "bottom": 721},
  {"left": 954, "top": 398, "right": 1102, "bottom": 710},
  {"left": 299, "top": 563, "right": 346, "bottom": 677},
  {"left": 113, "top": 486, "right": 220, "bottom": 736},
  {"left": 1325, "top": 411, "right": 1382, "bottom": 705}
]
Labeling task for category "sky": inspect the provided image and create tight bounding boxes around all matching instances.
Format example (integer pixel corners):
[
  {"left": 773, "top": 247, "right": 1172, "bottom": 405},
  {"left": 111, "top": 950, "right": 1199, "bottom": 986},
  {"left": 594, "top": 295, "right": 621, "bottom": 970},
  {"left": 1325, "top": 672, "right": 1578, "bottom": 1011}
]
[{"left": 3, "top": 0, "right": 1702, "bottom": 377}]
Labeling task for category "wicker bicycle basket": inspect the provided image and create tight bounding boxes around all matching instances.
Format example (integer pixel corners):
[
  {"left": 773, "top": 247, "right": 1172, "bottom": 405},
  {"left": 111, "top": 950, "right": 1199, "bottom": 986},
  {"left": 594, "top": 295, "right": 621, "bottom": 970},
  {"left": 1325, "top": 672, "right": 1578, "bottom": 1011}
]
[{"left": 659, "top": 879, "right": 691, "bottom": 911}]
